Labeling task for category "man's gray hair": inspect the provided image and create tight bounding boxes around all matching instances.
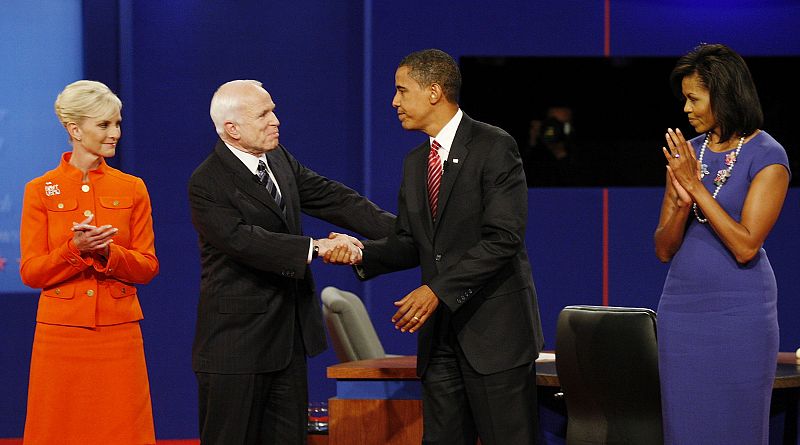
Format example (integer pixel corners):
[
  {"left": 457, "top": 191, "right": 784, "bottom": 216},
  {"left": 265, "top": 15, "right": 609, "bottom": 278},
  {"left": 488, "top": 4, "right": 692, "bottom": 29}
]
[{"left": 209, "top": 79, "right": 263, "bottom": 136}]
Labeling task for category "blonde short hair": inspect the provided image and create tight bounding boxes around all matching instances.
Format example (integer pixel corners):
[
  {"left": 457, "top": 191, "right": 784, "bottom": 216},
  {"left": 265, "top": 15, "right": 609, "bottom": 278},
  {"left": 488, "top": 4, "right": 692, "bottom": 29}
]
[{"left": 54, "top": 80, "right": 122, "bottom": 128}]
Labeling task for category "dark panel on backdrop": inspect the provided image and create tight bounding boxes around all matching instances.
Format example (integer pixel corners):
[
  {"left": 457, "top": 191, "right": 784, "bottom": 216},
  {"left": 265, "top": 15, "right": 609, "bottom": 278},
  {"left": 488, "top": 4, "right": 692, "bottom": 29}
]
[{"left": 460, "top": 56, "right": 800, "bottom": 187}]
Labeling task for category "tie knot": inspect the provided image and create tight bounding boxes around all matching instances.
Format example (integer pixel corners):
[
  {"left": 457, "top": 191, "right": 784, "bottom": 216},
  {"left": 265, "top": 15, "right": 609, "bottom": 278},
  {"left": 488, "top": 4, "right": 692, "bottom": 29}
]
[
  {"left": 257, "top": 160, "right": 267, "bottom": 173},
  {"left": 431, "top": 140, "right": 441, "bottom": 151}
]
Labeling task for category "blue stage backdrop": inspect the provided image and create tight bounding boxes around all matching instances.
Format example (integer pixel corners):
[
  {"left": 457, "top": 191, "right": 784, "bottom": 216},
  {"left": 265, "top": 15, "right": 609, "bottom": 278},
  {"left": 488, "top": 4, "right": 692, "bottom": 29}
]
[
  {"left": 0, "top": 0, "right": 84, "bottom": 436},
  {"left": 0, "top": 1, "right": 83, "bottom": 293},
  {"left": 1, "top": 0, "right": 799, "bottom": 439}
]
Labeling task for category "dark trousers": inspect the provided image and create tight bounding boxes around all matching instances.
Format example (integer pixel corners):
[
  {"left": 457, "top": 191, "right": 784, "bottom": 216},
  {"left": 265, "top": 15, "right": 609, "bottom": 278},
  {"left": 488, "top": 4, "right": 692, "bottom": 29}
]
[
  {"left": 421, "top": 327, "right": 539, "bottom": 445},
  {"left": 196, "top": 331, "right": 308, "bottom": 445}
]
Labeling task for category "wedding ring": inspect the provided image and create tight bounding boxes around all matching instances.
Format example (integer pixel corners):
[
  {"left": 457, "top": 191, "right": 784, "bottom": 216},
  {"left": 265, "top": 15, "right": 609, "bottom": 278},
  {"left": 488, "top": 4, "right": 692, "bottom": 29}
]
[
  {"left": 673, "top": 153, "right": 680, "bottom": 158},
  {"left": 412, "top": 316, "right": 420, "bottom": 321}
]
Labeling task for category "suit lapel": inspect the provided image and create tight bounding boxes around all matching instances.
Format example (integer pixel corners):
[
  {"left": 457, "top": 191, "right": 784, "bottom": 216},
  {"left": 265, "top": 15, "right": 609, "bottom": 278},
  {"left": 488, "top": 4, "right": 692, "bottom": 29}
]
[
  {"left": 266, "top": 148, "right": 299, "bottom": 233},
  {"left": 410, "top": 143, "right": 435, "bottom": 241},
  {"left": 434, "top": 115, "right": 472, "bottom": 231},
  {"left": 214, "top": 141, "right": 289, "bottom": 226}
]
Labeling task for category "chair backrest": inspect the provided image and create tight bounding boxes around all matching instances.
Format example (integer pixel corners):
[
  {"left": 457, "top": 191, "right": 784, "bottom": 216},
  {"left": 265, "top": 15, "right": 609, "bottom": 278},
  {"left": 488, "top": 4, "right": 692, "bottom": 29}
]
[
  {"left": 321, "top": 286, "right": 387, "bottom": 362},
  {"left": 556, "top": 305, "right": 663, "bottom": 445}
]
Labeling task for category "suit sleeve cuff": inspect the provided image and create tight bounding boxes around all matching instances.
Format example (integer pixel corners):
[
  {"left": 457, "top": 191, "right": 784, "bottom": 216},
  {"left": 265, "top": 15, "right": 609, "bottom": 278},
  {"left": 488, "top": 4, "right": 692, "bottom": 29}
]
[
  {"left": 93, "top": 244, "right": 121, "bottom": 274},
  {"left": 61, "top": 239, "right": 93, "bottom": 270}
]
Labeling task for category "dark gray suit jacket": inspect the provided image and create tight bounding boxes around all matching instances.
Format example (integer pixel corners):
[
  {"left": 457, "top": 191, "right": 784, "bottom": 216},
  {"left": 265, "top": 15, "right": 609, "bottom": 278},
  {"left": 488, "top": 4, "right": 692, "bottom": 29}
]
[
  {"left": 360, "top": 113, "right": 544, "bottom": 376},
  {"left": 189, "top": 140, "right": 395, "bottom": 374}
]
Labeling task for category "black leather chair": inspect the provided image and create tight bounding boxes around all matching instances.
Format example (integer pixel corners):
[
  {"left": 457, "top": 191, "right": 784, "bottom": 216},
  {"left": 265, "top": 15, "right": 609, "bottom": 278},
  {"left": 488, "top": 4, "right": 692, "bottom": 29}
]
[{"left": 555, "top": 305, "right": 663, "bottom": 445}]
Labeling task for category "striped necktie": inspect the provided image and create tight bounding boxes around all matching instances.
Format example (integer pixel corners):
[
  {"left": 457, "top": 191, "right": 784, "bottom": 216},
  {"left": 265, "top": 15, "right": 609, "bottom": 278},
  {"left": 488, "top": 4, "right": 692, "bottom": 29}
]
[
  {"left": 427, "top": 140, "right": 443, "bottom": 221},
  {"left": 257, "top": 160, "right": 286, "bottom": 214}
]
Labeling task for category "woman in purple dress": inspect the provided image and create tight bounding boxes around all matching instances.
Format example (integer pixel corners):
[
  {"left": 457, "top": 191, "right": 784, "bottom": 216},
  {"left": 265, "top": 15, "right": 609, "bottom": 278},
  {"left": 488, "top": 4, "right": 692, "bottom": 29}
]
[{"left": 654, "top": 44, "right": 791, "bottom": 444}]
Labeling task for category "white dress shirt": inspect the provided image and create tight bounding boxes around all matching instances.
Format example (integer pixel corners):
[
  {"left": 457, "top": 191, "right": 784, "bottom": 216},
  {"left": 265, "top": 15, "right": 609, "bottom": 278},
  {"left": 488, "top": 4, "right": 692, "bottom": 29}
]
[
  {"left": 429, "top": 108, "right": 463, "bottom": 167},
  {"left": 225, "top": 143, "right": 314, "bottom": 262}
]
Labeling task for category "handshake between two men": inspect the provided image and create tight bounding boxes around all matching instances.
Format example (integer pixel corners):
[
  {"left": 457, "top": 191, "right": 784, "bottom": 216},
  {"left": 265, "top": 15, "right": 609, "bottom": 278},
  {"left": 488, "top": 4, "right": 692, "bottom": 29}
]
[
  {"left": 311, "top": 232, "right": 438, "bottom": 334},
  {"left": 312, "top": 232, "right": 364, "bottom": 266}
]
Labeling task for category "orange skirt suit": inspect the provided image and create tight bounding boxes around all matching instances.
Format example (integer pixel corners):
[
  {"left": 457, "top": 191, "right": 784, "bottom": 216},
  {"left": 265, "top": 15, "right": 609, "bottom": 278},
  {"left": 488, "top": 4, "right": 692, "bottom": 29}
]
[{"left": 20, "top": 152, "right": 159, "bottom": 445}]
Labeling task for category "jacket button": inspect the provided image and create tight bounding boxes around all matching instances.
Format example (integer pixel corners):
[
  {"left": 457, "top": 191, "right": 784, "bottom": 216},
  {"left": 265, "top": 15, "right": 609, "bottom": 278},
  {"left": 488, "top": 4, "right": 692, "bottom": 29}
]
[
  {"left": 55, "top": 289, "right": 61, "bottom": 295},
  {"left": 57, "top": 203, "right": 64, "bottom": 209},
  {"left": 435, "top": 254, "right": 442, "bottom": 262},
  {"left": 113, "top": 200, "right": 120, "bottom": 206},
  {"left": 81, "top": 184, "right": 90, "bottom": 193},
  {"left": 83, "top": 210, "right": 93, "bottom": 217},
  {"left": 87, "top": 290, "right": 95, "bottom": 297}
]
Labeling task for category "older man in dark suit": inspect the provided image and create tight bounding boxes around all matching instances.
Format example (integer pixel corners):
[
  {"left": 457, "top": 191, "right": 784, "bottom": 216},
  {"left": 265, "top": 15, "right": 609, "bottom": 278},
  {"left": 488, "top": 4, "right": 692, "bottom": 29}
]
[
  {"left": 342, "top": 49, "right": 543, "bottom": 445},
  {"left": 188, "top": 80, "right": 395, "bottom": 445}
]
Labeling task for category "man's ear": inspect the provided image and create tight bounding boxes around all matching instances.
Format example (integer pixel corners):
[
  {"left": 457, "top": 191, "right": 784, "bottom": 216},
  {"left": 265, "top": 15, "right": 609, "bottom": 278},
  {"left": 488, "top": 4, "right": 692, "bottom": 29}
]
[
  {"left": 224, "top": 121, "right": 239, "bottom": 140},
  {"left": 429, "top": 83, "right": 444, "bottom": 105}
]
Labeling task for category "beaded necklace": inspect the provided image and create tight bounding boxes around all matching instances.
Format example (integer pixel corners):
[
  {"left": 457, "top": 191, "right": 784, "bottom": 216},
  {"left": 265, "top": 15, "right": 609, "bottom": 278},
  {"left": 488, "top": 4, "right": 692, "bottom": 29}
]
[{"left": 692, "top": 133, "right": 745, "bottom": 224}]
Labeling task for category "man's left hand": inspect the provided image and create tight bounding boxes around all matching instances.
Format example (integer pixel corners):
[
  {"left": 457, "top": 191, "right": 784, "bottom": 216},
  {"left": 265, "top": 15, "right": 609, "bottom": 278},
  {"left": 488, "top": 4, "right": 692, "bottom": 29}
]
[{"left": 392, "top": 285, "right": 438, "bottom": 333}]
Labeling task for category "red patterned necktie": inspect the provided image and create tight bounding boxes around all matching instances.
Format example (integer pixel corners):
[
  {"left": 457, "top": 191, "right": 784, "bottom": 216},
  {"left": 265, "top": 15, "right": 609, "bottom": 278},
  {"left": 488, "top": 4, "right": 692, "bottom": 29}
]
[{"left": 427, "top": 140, "right": 443, "bottom": 220}]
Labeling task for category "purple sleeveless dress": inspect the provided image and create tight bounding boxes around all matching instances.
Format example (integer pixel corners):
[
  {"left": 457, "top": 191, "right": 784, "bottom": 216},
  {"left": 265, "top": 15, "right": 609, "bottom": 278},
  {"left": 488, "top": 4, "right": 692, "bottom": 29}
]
[{"left": 658, "top": 131, "right": 791, "bottom": 444}]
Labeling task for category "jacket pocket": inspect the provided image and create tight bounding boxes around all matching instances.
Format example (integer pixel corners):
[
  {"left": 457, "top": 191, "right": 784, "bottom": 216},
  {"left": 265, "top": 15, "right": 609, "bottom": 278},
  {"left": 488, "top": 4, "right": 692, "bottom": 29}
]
[
  {"left": 44, "top": 198, "right": 78, "bottom": 212},
  {"left": 484, "top": 274, "right": 529, "bottom": 299},
  {"left": 219, "top": 296, "right": 271, "bottom": 314},
  {"left": 42, "top": 286, "right": 75, "bottom": 300},
  {"left": 109, "top": 282, "right": 137, "bottom": 299},
  {"left": 99, "top": 196, "right": 133, "bottom": 209}
]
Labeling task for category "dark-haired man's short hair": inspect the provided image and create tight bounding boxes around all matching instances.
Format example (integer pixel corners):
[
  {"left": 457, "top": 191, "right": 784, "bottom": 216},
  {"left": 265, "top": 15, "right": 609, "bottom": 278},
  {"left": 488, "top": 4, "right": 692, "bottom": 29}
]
[{"left": 399, "top": 49, "right": 462, "bottom": 103}]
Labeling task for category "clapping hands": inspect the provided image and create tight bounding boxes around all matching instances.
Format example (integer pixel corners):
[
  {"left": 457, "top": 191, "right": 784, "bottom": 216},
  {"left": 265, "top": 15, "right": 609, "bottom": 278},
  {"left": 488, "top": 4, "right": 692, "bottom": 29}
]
[
  {"left": 71, "top": 214, "right": 118, "bottom": 257},
  {"left": 662, "top": 128, "right": 702, "bottom": 207}
]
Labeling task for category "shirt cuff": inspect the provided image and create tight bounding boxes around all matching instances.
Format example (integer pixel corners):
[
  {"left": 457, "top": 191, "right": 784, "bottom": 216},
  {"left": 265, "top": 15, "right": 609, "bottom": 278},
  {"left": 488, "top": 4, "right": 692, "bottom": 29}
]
[
  {"left": 307, "top": 238, "right": 314, "bottom": 264},
  {"left": 354, "top": 264, "right": 367, "bottom": 279}
]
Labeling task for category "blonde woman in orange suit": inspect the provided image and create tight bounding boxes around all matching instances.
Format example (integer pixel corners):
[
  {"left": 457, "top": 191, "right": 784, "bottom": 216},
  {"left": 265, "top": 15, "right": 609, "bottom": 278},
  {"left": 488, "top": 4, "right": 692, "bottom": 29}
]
[{"left": 19, "top": 80, "right": 159, "bottom": 445}]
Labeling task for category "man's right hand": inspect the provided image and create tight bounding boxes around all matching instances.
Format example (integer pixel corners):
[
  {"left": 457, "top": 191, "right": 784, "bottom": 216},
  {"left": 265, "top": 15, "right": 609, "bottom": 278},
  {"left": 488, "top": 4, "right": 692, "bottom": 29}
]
[{"left": 315, "top": 232, "right": 363, "bottom": 265}]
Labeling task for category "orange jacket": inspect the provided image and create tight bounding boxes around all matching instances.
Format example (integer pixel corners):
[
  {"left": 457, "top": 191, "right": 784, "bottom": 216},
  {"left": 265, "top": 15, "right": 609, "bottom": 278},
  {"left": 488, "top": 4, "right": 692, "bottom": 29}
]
[{"left": 20, "top": 152, "right": 159, "bottom": 327}]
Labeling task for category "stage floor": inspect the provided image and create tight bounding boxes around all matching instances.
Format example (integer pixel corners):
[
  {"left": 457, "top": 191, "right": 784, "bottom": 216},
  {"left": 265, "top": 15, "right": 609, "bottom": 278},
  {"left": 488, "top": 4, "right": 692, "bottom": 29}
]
[
  {"left": 0, "top": 440, "right": 199, "bottom": 445},
  {"left": 0, "top": 436, "right": 328, "bottom": 444}
]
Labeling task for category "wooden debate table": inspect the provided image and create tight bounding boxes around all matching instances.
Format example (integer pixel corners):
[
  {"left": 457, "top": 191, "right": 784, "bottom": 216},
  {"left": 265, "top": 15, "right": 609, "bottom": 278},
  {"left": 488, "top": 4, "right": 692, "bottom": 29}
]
[{"left": 327, "top": 353, "right": 800, "bottom": 445}]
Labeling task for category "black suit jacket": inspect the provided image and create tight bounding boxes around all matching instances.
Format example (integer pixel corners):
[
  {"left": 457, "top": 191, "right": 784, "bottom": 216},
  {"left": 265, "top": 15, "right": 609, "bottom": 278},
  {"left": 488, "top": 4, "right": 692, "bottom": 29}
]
[
  {"left": 189, "top": 140, "right": 395, "bottom": 374},
  {"left": 360, "top": 113, "right": 544, "bottom": 376}
]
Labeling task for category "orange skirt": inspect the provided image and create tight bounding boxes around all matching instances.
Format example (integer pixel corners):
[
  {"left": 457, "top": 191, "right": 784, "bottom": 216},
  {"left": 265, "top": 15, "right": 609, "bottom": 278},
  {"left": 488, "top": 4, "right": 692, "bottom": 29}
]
[{"left": 23, "top": 322, "right": 155, "bottom": 445}]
